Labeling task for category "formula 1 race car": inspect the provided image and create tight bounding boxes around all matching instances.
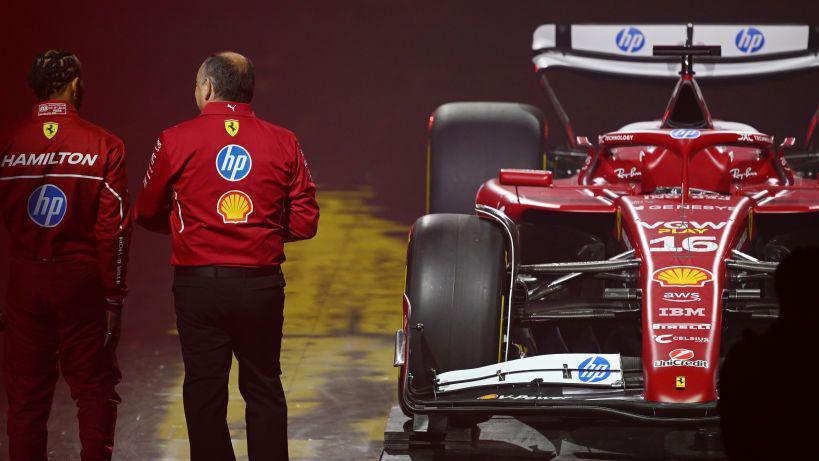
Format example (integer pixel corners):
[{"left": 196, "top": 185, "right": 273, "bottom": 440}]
[{"left": 394, "top": 23, "right": 819, "bottom": 428}]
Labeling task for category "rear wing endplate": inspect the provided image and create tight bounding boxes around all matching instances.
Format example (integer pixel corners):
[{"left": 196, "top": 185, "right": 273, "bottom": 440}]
[{"left": 533, "top": 24, "right": 819, "bottom": 78}]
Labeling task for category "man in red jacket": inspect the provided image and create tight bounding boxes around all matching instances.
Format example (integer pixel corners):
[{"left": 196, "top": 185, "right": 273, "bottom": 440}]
[
  {"left": 0, "top": 50, "right": 130, "bottom": 461},
  {"left": 135, "top": 51, "right": 319, "bottom": 461}
]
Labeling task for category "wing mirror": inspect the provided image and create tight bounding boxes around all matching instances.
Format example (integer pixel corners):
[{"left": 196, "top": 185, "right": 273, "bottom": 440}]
[
  {"left": 499, "top": 169, "right": 553, "bottom": 187},
  {"left": 779, "top": 137, "right": 796, "bottom": 150}
]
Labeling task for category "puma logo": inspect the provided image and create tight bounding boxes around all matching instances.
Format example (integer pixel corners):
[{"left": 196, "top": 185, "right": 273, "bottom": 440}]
[{"left": 227, "top": 104, "right": 236, "bottom": 112}]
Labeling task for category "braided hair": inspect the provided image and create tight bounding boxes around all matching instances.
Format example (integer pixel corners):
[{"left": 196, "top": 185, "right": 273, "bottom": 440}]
[{"left": 27, "top": 50, "right": 82, "bottom": 100}]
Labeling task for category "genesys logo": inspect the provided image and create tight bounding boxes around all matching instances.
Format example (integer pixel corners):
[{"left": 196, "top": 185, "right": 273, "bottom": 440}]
[
  {"left": 663, "top": 292, "right": 702, "bottom": 303},
  {"left": 735, "top": 27, "right": 765, "bottom": 54},
  {"left": 659, "top": 307, "right": 704, "bottom": 317},
  {"left": 654, "top": 334, "right": 709, "bottom": 344},
  {"left": 615, "top": 27, "right": 645, "bottom": 53},
  {"left": 652, "top": 323, "right": 711, "bottom": 331},
  {"left": 654, "top": 348, "right": 708, "bottom": 368}
]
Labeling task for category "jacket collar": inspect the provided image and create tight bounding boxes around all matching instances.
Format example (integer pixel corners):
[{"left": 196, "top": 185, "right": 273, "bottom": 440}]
[
  {"left": 32, "top": 100, "right": 78, "bottom": 118},
  {"left": 200, "top": 101, "right": 255, "bottom": 117}
]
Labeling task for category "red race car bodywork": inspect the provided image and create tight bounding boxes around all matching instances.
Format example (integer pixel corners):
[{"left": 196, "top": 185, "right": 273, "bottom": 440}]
[{"left": 397, "top": 24, "right": 819, "bottom": 424}]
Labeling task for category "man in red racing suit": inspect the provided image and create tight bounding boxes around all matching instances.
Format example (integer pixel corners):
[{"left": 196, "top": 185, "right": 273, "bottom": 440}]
[{"left": 0, "top": 50, "right": 130, "bottom": 461}]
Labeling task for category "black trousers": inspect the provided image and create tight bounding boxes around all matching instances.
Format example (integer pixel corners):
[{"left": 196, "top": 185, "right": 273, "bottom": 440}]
[{"left": 172, "top": 266, "right": 287, "bottom": 461}]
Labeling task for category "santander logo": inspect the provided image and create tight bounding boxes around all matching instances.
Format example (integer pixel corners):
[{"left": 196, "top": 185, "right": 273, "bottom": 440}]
[{"left": 669, "top": 349, "right": 695, "bottom": 361}]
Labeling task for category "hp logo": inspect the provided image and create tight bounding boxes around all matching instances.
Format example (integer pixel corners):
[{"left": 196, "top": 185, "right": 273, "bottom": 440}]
[
  {"left": 615, "top": 27, "right": 645, "bottom": 53},
  {"left": 735, "top": 27, "right": 765, "bottom": 54},
  {"left": 578, "top": 356, "right": 612, "bottom": 383},
  {"left": 216, "top": 144, "right": 252, "bottom": 181},
  {"left": 27, "top": 184, "right": 67, "bottom": 228},
  {"left": 670, "top": 129, "right": 701, "bottom": 139}
]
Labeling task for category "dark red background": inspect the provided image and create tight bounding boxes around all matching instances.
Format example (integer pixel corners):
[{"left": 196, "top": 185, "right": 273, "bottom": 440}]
[
  {"left": 1, "top": 1, "right": 817, "bottom": 226},
  {"left": 0, "top": 1, "right": 817, "bottom": 455}
]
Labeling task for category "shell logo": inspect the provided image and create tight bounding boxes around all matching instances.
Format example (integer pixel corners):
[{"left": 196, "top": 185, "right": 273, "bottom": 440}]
[
  {"left": 652, "top": 266, "right": 713, "bottom": 287},
  {"left": 217, "top": 190, "right": 253, "bottom": 224}
]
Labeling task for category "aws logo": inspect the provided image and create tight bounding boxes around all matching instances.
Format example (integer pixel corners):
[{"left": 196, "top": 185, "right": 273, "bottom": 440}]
[{"left": 663, "top": 292, "right": 701, "bottom": 303}]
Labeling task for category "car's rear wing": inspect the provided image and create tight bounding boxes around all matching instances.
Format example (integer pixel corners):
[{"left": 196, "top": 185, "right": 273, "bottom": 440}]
[{"left": 533, "top": 24, "right": 819, "bottom": 78}]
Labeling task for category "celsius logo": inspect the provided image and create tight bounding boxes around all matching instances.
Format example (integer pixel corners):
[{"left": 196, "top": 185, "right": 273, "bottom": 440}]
[
  {"left": 578, "top": 356, "right": 611, "bottom": 383},
  {"left": 27, "top": 184, "right": 67, "bottom": 228},
  {"left": 735, "top": 27, "right": 765, "bottom": 54},
  {"left": 216, "top": 144, "right": 252, "bottom": 181},
  {"left": 615, "top": 27, "right": 645, "bottom": 53},
  {"left": 670, "top": 129, "right": 701, "bottom": 139}
]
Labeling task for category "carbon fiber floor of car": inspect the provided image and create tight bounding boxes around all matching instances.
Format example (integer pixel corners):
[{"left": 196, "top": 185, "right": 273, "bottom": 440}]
[{"left": 381, "top": 406, "right": 726, "bottom": 460}]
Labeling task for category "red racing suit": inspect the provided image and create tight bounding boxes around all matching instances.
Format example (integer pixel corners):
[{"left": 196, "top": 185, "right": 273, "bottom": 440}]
[
  {"left": 0, "top": 100, "right": 131, "bottom": 461},
  {"left": 134, "top": 101, "right": 318, "bottom": 265}
]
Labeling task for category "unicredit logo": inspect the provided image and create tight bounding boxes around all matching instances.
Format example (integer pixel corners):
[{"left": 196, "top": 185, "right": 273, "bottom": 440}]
[
  {"left": 654, "top": 348, "right": 708, "bottom": 368},
  {"left": 669, "top": 349, "right": 694, "bottom": 360}
]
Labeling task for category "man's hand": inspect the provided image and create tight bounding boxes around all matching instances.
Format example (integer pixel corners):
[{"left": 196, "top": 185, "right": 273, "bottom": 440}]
[{"left": 104, "top": 310, "right": 122, "bottom": 351}]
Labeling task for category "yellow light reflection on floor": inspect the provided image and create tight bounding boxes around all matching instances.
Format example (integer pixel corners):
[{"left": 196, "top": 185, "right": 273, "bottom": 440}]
[{"left": 156, "top": 189, "right": 406, "bottom": 460}]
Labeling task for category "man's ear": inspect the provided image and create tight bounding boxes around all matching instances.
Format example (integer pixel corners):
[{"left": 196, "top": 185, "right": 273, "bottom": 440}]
[
  {"left": 69, "top": 77, "right": 80, "bottom": 94},
  {"left": 204, "top": 78, "right": 215, "bottom": 102}
]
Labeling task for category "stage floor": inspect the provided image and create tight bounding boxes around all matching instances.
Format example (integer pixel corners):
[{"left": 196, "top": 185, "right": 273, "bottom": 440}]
[{"left": 0, "top": 189, "right": 407, "bottom": 461}]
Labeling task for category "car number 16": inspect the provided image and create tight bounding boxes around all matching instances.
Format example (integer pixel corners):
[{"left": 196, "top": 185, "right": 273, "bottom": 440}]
[{"left": 649, "top": 236, "right": 718, "bottom": 253}]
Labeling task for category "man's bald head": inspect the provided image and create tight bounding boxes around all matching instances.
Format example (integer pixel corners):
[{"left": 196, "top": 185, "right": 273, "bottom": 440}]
[{"left": 196, "top": 51, "right": 254, "bottom": 104}]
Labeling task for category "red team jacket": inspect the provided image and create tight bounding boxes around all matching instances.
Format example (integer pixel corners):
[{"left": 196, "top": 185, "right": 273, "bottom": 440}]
[
  {"left": 0, "top": 101, "right": 132, "bottom": 309},
  {"left": 134, "top": 102, "right": 319, "bottom": 266}
]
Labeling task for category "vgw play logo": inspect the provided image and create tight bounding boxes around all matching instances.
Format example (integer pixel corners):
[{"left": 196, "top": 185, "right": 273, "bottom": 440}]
[
  {"left": 216, "top": 144, "right": 252, "bottom": 182},
  {"left": 735, "top": 27, "right": 765, "bottom": 54},
  {"left": 27, "top": 184, "right": 67, "bottom": 228},
  {"left": 615, "top": 27, "right": 645, "bottom": 53}
]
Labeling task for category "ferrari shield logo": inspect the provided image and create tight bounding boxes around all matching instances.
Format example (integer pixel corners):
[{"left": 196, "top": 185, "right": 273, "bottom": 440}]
[
  {"left": 225, "top": 119, "right": 239, "bottom": 137},
  {"left": 43, "top": 122, "right": 59, "bottom": 140},
  {"left": 676, "top": 376, "right": 686, "bottom": 390}
]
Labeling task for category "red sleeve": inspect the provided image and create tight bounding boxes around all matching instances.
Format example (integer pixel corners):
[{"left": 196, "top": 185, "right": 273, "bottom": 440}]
[
  {"left": 95, "top": 139, "right": 132, "bottom": 312},
  {"left": 134, "top": 135, "right": 173, "bottom": 233},
  {"left": 284, "top": 139, "right": 319, "bottom": 242}
]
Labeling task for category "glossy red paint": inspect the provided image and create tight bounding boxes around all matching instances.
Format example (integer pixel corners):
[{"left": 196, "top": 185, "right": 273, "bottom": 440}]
[
  {"left": 499, "top": 169, "right": 553, "bottom": 187},
  {"left": 475, "top": 126, "right": 819, "bottom": 404}
]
